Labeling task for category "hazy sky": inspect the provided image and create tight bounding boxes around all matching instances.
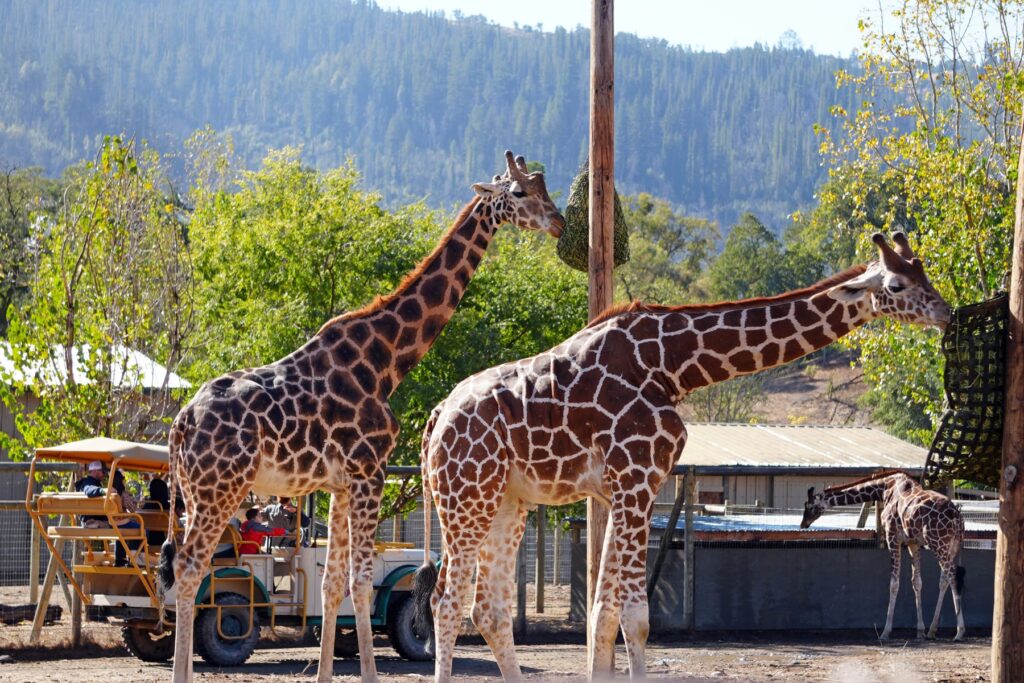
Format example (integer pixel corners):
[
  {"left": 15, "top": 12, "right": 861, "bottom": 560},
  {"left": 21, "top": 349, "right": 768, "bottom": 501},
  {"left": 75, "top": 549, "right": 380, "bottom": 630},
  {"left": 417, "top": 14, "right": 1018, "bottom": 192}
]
[{"left": 379, "top": 0, "right": 880, "bottom": 56}]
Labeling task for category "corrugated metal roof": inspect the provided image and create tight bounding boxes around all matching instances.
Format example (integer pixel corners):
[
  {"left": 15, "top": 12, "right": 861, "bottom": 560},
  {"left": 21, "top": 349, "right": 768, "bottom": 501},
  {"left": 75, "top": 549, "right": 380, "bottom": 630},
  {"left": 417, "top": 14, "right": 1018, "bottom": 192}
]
[{"left": 677, "top": 423, "right": 927, "bottom": 470}]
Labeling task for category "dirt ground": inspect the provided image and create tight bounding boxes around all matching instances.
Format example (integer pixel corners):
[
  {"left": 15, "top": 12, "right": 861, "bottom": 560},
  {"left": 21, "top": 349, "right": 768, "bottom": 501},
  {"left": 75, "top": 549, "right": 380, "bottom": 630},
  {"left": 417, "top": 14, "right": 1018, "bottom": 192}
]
[
  {"left": 0, "top": 583, "right": 992, "bottom": 683},
  {"left": 0, "top": 632, "right": 993, "bottom": 682}
]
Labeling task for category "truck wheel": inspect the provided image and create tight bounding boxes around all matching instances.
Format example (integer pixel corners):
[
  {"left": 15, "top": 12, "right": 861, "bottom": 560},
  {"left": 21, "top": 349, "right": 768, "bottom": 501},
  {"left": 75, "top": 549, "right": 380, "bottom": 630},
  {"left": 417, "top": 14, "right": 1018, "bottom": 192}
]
[
  {"left": 122, "top": 624, "right": 174, "bottom": 662},
  {"left": 194, "top": 592, "right": 260, "bottom": 666},
  {"left": 387, "top": 595, "right": 433, "bottom": 661},
  {"left": 310, "top": 624, "right": 359, "bottom": 658}
]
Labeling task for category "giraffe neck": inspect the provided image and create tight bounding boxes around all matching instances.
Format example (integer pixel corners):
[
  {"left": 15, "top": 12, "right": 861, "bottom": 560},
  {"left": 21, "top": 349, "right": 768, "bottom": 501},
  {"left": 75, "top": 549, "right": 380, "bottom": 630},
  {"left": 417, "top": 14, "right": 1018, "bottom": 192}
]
[
  {"left": 652, "top": 266, "right": 876, "bottom": 396},
  {"left": 822, "top": 479, "right": 890, "bottom": 508},
  {"left": 314, "top": 197, "right": 500, "bottom": 396}
]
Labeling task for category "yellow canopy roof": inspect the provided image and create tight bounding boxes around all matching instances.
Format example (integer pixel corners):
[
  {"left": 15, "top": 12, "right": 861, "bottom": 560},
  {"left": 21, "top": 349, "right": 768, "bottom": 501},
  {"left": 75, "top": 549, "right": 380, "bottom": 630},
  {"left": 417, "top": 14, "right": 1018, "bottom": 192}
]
[{"left": 35, "top": 437, "right": 169, "bottom": 473}]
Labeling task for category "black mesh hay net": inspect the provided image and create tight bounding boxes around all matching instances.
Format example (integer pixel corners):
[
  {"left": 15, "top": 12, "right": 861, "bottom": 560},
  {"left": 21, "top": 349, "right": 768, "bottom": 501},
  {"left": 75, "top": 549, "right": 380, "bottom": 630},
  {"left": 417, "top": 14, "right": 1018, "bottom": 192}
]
[{"left": 922, "top": 293, "right": 1008, "bottom": 489}]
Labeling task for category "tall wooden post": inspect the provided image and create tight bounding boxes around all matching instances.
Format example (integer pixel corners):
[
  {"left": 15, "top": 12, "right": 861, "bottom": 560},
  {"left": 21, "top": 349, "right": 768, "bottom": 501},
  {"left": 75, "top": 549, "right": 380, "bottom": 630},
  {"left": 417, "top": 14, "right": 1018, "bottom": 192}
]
[
  {"left": 993, "top": 123, "right": 1024, "bottom": 681},
  {"left": 586, "top": 0, "right": 614, "bottom": 664},
  {"left": 535, "top": 504, "right": 546, "bottom": 613},
  {"left": 682, "top": 468, "right": 697, "bottom": 631}
]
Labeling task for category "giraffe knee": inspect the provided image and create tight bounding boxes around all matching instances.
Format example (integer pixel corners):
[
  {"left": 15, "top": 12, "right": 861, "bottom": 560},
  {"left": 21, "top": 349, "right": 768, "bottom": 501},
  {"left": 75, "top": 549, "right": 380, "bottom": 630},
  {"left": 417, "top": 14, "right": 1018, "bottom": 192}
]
[
  {"left": 620, "top": 602, "right": 650, "bottom": 643},
  {"left": 470, "top": 599, "right": 492, "bottom": 633}
]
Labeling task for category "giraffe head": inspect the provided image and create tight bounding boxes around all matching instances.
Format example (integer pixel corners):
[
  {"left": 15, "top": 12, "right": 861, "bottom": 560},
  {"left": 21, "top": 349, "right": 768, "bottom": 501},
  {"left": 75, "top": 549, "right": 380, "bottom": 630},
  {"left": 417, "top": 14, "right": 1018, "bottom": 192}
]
[
  {"left": 800, "top": 486, "right": 826, "bottom": 529},
  {"left": 821, "top": 232, "right": 951, "bottom": 329},
  {"left": 472, "top": 150, "right": 565, "bottom": 237}
]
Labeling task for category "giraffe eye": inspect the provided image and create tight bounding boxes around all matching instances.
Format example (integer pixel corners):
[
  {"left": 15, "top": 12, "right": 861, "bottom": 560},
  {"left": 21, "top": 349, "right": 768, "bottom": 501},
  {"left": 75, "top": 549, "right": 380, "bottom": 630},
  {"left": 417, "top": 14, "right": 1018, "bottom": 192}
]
[
  {"left": 888, "top": 284, "right": 905, "bottom": 293},
  {"left": 509, "top": 182, "right": 526, "bottom": 198}
]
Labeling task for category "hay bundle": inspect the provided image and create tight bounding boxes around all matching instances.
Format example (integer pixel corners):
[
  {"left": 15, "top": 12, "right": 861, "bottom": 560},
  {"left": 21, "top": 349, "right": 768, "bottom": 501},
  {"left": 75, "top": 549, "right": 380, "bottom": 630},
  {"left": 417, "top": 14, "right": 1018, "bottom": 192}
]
[{"left": 556, "top": 159, "right": 630, "bottom": 272}]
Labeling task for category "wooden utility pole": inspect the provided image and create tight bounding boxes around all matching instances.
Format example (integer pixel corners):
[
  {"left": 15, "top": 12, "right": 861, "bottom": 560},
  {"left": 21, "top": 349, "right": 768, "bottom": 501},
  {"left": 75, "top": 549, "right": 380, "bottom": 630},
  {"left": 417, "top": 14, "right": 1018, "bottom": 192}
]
[
  {"left": 993, "top": 123, "right": 1024, "bottom": 682},
  {"left": 586, "top": 0, "right": 614, "bottom": 664}
]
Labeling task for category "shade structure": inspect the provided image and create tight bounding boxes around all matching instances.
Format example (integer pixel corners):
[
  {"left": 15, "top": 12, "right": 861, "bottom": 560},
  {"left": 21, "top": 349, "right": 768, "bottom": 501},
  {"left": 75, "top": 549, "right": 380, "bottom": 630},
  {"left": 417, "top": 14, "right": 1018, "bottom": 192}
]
[{"left": 35, "top": 436, "right": 169, "bottom": 473}]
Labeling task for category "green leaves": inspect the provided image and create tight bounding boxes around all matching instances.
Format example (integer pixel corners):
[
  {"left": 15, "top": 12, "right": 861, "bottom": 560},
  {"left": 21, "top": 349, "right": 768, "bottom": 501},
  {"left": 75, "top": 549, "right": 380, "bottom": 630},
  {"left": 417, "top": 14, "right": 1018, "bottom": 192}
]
[
  {"left": 815, "top": 0, "right": 1023, "bottom": 442},
  {"left": 0, "top": 137, "right": 191, "bottom": 460}
]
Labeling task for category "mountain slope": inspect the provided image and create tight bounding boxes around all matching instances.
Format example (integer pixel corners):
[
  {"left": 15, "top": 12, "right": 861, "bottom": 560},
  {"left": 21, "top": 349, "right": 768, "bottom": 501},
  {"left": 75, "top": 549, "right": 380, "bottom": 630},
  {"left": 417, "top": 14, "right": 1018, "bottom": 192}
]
[{"left": 0, "top": 0, "right": 860, "bottom": 227}]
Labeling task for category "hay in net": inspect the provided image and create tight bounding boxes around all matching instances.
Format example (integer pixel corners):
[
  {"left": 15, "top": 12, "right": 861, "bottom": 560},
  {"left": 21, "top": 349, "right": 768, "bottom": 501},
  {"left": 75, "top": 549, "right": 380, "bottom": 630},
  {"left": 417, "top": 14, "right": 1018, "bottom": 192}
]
[
  {"left": 922, "top": 293, "right": 1008, "bottom": 489},
  {"left": 556, "top": 159, "right": 630, "bottom": 272}
]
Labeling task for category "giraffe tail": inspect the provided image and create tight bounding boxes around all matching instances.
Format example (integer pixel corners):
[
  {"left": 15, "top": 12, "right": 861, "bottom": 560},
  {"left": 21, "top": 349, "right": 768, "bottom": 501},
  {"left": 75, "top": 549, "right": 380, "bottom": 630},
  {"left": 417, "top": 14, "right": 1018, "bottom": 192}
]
[
  {"left": 412, "top": 407, "right": 441, "bottom": 641},
  {"left": 955, "top": 565, "right": 966, "bottom": 596},
  {"left": 157, "top": 418, "right": 185, "bottom": 603}
]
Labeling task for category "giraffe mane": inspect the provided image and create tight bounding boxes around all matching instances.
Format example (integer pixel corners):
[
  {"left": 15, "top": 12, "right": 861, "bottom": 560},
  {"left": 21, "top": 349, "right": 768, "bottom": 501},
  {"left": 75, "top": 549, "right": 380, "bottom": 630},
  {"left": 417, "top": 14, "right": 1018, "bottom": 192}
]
[
  {"left": 822, "top": 468, "right": 911, "bottom": 494},
  {"left": 317, "top": 197, "right": 482, "bottom": 333},
  {"left": 586, "top": 263, "right": 870, "bottom": 328}
]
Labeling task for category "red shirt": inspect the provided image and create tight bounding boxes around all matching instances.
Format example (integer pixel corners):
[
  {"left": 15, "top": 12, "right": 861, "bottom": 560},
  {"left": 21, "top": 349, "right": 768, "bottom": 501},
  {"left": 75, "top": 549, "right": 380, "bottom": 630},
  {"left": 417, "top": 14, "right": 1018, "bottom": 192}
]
[{"left": 238, "top": 519, "right": 285, "bottom": 554}]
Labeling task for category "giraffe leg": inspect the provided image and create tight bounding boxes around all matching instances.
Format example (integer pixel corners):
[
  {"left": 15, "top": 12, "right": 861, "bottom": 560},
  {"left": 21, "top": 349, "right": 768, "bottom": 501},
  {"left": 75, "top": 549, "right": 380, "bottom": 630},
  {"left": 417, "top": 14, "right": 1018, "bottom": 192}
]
[
  {"left": 316, "top": 488, "right": 351, "bottom": 683},
  {"left": 432, "top": 546, "right": 479, "bottom": 683},
  {"left": 347, "top": 470, "right": 386, "bottom": 683},
  {"left": 589, "top": 501, "right": 622, "bottom": 678},
  {"left": 171, "top": 483, "right": 253, "bottom": 683},
  {"left": 951, "top": 566, "right": 966, "bottom": 641},
  {"left": 471, "top": 494, "right": 528, "bottom": 682},
  {"left": 880, "top": 545, "right": 902, "bottom": 641},
  {"left": 616, "top": 506, "right": 656, "bottom": 678},
  {"left": 928, "top": 550, "right": 966, "bottom": 641},
  {"left": 907, "top": 543, "right": 925, "bottom": 638},
  {"left": 927, "top": 563, "right": 951, "bottom": 641}
]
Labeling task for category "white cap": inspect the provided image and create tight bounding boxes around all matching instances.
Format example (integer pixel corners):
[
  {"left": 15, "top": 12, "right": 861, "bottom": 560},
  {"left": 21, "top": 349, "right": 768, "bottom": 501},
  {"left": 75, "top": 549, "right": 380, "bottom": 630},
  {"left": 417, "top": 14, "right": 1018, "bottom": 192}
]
[{"left": 87, "top": 460, "right": 104, "bottom": 472}]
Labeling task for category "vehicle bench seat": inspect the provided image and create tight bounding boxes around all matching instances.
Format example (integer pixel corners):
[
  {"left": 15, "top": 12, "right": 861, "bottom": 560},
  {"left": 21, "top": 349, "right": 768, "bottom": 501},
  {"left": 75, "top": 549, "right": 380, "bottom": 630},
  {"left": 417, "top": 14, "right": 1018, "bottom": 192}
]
[
  {"left": 47, "top": 526, "right": 145, "bottom": 539},
  {"left": 35, "top": 492, "right": 124, "bottom": 517}
]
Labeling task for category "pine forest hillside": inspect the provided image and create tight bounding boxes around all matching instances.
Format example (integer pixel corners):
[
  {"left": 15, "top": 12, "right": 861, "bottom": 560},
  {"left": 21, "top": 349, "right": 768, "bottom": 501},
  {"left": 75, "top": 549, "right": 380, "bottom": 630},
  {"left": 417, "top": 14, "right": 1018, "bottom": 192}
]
[{"left": 0, "top": 0, "right": 861, "bottom": 228}]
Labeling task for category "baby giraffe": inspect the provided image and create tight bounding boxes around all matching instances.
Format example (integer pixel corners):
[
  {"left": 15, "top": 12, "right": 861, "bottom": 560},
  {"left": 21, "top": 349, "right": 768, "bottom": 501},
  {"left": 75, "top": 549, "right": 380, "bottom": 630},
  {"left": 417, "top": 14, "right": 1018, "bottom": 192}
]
[{"left": 802, "top": 470, "right": 966, "bottom": 641}]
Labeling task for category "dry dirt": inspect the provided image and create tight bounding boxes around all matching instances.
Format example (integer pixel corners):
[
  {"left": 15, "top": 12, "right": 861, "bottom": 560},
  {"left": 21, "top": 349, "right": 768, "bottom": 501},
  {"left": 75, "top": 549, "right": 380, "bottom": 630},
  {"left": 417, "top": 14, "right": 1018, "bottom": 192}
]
[{"left": 0, "top": 584, "right": 992, "bottom": 683}]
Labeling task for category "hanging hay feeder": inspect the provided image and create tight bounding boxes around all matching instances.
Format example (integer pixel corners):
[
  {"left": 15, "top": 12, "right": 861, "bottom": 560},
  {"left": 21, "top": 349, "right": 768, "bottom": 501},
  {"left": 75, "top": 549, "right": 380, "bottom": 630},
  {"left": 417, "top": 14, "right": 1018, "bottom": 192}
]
[
  {"left": 556, "top": 159, "right": 630, "bottom": 272},
  {"left": 922, "top": 293, "right": 1008, "bottom": 489}
]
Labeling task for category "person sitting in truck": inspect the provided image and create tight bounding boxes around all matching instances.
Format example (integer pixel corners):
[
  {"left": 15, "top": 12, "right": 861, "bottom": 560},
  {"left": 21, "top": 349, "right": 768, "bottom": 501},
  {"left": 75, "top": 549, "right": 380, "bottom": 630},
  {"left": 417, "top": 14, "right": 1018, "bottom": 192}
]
[
  {"left": 74, "top": 461, "right": 110, "bottom": 528},
  {"left": 139, "top": 478, "right": 170, "bottom": 547},
  {"left": 74, "top": 462, "right": 140, "bottom": 566},
  {"left": 262, "top": 496, "right": 310, "bottom": 547},
  {"left": 238, "top": 507, "right": 285, "bottom": 554}
]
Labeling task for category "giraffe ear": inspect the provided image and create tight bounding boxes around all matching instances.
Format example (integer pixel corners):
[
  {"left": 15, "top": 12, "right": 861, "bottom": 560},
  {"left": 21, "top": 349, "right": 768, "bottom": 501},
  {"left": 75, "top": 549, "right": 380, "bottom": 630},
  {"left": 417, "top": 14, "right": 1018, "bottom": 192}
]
[
  {"left": 807, "top": 486, "right": 816, "bottom": 502},
  {"left": 822, "top": 269, "right": 882, "bottom": 303},
  {"left": 472, "top": 182, "right": 500, "bottom": 197}
]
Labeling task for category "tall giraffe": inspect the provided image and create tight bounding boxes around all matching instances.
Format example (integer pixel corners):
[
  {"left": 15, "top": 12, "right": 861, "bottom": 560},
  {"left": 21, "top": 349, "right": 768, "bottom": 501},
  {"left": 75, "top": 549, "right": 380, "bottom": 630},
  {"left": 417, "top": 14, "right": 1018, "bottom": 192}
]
[
  {"left": 802, "top": 470, "right": 966, "bottom": 641},
  {"left": 156, "top": 151, "right": 565, "bottom": 683},
  {"left": 413, "top": 233, "right": 950, "bottom": 681}
]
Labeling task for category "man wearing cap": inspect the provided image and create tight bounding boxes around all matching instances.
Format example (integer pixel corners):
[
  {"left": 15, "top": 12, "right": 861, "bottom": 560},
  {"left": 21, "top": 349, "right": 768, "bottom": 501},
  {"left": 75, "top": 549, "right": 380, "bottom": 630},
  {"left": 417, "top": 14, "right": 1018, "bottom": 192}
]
[{"left": 75, "top": 461, "right": 109, "bottom": 528}]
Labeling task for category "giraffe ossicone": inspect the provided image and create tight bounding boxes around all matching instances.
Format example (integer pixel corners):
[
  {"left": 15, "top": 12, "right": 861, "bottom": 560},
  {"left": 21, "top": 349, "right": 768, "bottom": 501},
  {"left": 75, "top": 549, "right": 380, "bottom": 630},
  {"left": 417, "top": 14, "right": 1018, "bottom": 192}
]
[
  {"left": 155, "top": 150, "right": 564, "bottom": 683},
  {"left": 802, "top": 471, "right": 966, "bottom": 641},
  {"left": 414, "top": 232, "right": 950, "bottom": 682}
]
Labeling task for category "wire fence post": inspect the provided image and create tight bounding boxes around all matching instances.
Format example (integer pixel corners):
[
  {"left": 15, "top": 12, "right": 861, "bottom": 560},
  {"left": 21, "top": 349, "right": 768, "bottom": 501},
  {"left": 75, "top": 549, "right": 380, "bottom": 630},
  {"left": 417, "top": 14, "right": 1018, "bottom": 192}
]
[
  {"left": 71, "top": 539, "right": 82, "bottom": 648},
  {"left": 29, "top": 516, "right": 40, "bottom": 603},
  {"left": 535, "top": 504, "right": 546, "bottom": 614}
]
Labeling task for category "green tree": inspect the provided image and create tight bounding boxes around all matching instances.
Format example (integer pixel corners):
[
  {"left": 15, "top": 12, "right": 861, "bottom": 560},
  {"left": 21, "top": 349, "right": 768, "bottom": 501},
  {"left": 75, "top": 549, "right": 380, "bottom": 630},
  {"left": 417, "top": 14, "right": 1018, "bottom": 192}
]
[
  {"left": 817, "top": 0, "right": 1024, "bottom": 443},
  {"left": 615, "top": 193, "right": 719, "bottom": 303},
  {"left": 0, "top": 164, "right": 59, "bottom": 337},
  {"left": 0, "top": 137, "right": 193, "bottom": 460},
  {"left": 702, "top": 213, "right": 789, "bottom": 300},
  {"left": 185, "top": 144, "right": 588, "bottom": 518}
]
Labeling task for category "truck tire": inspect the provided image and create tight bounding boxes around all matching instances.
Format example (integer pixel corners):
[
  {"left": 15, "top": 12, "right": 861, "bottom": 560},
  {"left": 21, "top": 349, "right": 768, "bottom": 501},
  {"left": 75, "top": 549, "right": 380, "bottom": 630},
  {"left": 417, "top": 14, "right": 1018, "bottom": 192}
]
[
  {"left": 122, "top": 624, "right": 175, "bottom": 662},
  {"left": 387, "top": 594, "right": 433, "bottom": 661},
  {"left": 194, "top": 592, "right": 260, "bottom": 666}
]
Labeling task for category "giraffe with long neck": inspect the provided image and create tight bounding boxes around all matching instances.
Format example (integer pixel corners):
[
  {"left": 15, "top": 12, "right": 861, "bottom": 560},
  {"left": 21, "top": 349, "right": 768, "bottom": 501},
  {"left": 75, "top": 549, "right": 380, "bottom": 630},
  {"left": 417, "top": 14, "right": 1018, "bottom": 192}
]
[
  {"left": 156, "top": 151, "right": 564, "bottom": 683},
  {"left": 802, "top": 470, "right": 966, "bottom": 641},
  {"left": 413, "top": 233, "right": 950, "bottom": 681}
]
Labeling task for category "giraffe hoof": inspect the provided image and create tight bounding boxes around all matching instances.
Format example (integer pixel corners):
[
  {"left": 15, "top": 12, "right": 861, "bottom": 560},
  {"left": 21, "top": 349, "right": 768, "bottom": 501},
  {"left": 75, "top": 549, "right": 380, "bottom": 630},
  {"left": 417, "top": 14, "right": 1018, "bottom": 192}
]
[
  {"left": 917, "top": 631, "right": 927, "bottom": 640},
  {"left": 879, "top": 632, "right": 891, "bottom": 642}
]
